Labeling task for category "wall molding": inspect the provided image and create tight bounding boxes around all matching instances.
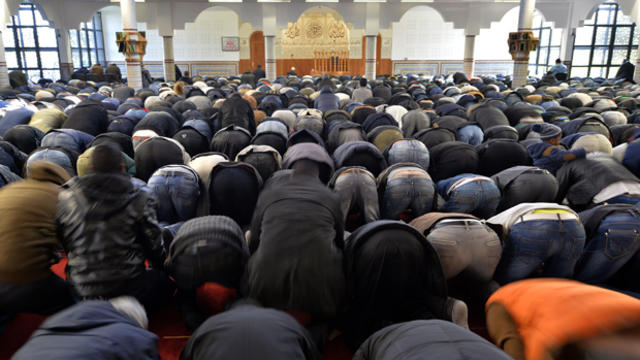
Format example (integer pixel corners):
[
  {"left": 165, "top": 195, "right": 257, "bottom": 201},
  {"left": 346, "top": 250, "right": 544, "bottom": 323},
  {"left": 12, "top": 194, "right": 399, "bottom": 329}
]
[
  {"left": 111, "top": 61, "right": 240, "bottom": 79},
  {"left": 392, "top": 60, "right": 514, "bottom": 76}
]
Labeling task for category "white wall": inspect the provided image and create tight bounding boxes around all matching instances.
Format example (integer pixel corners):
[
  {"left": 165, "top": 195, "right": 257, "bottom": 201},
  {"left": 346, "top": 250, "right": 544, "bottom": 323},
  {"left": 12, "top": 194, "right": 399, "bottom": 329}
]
[
  {"left": 102, "top": 5, "right": 239, "bottom": 64},
  {"left": 391, "top": 6, "right": 464, "bottom": 61}
]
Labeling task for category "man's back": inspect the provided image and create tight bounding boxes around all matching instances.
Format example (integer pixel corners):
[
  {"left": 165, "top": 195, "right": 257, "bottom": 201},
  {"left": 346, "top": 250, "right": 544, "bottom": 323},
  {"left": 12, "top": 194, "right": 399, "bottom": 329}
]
[{"left": 57, "top": 173, "right": 163, "bottom": 298}]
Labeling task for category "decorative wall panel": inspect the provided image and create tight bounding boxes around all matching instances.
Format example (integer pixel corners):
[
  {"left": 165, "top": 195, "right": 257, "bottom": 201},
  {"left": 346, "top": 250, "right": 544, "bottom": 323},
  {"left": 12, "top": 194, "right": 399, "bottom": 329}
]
[{"left": 280, "top": 11, "right": 350, "bottom": 59}]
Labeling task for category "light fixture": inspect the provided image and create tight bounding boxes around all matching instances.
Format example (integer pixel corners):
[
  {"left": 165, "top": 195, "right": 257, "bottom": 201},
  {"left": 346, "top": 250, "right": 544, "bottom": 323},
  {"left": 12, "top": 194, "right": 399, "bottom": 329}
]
[
  {"left": 306, "top": 0, "right": 339, "bottom": 2},
  {"left": 353, "top": 0, "right": 386, "bottom": 2},
  {"left": 257, "top": 0, "right": 291, "bottom": 2},
  {"left": 400, "top": 0, "right": 433, "bottom": 2},
  {"left": 209, "top": 0, "right": 242, "bottom": 2},
  {"left": 110, "top": 0, "right": 146, "bottom": 2}
]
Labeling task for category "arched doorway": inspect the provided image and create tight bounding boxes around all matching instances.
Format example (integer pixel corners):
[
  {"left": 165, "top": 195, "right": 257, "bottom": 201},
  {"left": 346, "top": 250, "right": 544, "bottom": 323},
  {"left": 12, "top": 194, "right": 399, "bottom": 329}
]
[{"left": 250, "top": 31, "right": 265, "bottom": 70}]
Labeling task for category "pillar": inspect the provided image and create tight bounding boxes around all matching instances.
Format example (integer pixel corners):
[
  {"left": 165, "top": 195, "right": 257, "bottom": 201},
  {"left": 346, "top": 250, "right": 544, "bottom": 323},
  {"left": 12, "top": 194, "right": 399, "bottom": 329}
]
[
  {"left": 120, "top": 0, "right": 143, "bottom": 89},
  {"left": 264, "top": 35, "right": 275, "bottom": 79},
  {"left": 512, "top": 0, "right": 536, "bottom": 88},
  {"left": 463, "top": 35, "right": 476, "bottom": 79},
  {"left": 0, "top": 29, "right": 9, "bottom": 88},
  {"left": 560, "top": 1, "right": 575, "bottom": 72},
  {"left": 58, "top": 29, "right": 73, "bottom": 81},
  {"left": 162, "top": 36, "right": 175, "bottom": 82},
  {"left": 364, "top": 35, "right": 377, "bottom": 80}
]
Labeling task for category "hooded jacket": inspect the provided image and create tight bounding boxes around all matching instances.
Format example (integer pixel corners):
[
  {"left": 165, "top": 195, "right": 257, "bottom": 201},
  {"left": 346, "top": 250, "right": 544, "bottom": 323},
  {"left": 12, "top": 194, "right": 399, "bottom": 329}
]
[
  {"left": 57, "top": 172, "right": 164, "bottom": 298},
  {"left": 63, "top": 100, "right": 109, "bottom": 136},
  {"left": 0, "top": 162, "right": 70, "bottom": 284},
  {"left": 527, "top": 142, "right": 586, "bottom": 175},
  {"left": 180, "top": 301, "right": 319, "bottom": 360},
  {"left": 12, "top": 300, "right": 159, "bottom": 360}
]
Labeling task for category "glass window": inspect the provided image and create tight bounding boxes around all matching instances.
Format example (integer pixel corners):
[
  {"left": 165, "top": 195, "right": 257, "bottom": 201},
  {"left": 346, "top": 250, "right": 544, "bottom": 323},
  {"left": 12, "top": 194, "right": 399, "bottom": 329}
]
[
  {"left": 571, "top": 1, "right": 638, "bottom": 78},
  {"left": 5, "top": 3, "right": 61, "bottom": 80},
  {"left": 69, "top": 12, "right": 106, "bottom": 69},
  {"left": 528, "top": 14, "right": 560, "bottom": 77}
]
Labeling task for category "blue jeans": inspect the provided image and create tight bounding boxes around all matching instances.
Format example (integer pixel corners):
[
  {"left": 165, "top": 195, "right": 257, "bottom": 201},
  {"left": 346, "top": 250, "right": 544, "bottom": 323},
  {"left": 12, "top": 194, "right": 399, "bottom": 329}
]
[
  {"left": 457, "top": 125, "right": 484, "bottom": 146},
  {"left": 574, "top": 212, "right": 640, "bottom": 284},
  {"left": 604, "top": 194, "right": 640, "bottom": 206},
  {"left": 440, "top": 180, "right": 501, "bottom": 219},
  {"left": 381, "top": 171, "right": 435, "bottom": 220},
  {"left": 494, "top": 219, "right": 585, "bottom": 284},
  {"left": 147, "top": 166, "right": 200, "bottom": 225}
]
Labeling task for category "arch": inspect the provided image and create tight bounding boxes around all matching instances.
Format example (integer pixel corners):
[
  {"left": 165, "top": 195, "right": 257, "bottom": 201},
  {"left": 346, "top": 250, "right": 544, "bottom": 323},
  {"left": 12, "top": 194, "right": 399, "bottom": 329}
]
[
  {"left": 396, "top": 5, "right": 447, "bottom": 25},
  {"left": 391, "top": 5, "right": 464, "bottom": 61}
]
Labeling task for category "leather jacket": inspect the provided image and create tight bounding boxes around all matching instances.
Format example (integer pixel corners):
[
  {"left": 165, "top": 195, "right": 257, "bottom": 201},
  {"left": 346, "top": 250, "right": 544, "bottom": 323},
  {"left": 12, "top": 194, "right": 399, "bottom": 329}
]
[{"left": 57, "top": 173, "right": 164, "bottom": 298}]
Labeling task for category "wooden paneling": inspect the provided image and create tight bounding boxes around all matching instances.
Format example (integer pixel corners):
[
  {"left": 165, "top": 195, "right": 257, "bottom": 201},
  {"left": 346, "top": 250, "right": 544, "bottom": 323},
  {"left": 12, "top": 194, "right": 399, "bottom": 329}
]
[{"left": 276, "top": 59, "right": 366, "bottom": 77}]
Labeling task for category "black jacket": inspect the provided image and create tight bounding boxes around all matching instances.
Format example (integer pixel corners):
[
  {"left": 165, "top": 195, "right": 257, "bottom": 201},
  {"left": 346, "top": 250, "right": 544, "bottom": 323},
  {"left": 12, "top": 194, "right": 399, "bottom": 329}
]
[
  {"left": 556, "top": 155, "right": 640, "bottom": 208},
  {"left": 180, "top": 301, "right": 319, "bottom": 360},
  {"left": 248, "top": 175, "right": 345, "bottom": 319},
  {"left": 12, "top": 301, "right": 159, "bottom": 360},
  {"left": 219, "top": 94, "right": 256, "bottom": 135},
  {"left": 354, "top": 320, "right": 512, "bottom": 360},
  {"left": 57, "top": 173, "right": 164, "bottom": 298},
  {"left": 253, "top": 68, "right": 266, "bottom": 80}
]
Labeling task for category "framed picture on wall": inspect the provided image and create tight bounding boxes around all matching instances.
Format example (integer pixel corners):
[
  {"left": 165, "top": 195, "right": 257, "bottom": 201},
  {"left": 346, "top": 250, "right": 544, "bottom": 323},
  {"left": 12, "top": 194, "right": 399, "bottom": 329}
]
[{"left": 222, "top": 37, "right": 240, "bottom": 51}]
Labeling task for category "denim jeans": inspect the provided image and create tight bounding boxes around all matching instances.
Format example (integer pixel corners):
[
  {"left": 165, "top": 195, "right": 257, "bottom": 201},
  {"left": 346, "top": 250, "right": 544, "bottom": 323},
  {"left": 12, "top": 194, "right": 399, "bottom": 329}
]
[
  {"left": 332, "top": 168, "right": 380, "bottom": 226},
  {"left": 574, "top": 212, "right": 640, "bottom": 284},
  {"left": 603, "top": 194, "right": 640, "bottom": 206},
  {"left": 381, "top": 168, "right": 435, "bottom": 220},
  {"left": 147, "top": 166, "right": 200, "bottom": 225},
  {"left": 427, "top": 220, "right": 502, "bottom": 282},
  {"left": 386, "top": 139, "right": 430, "bottom": 170},
  {"left": 440, "top": 180, "right": 501, "bottom": 219},
  {"left": 494, "top": 219, "right": 585, "bottom": 284},
  {"left": 457, "top": 125, "right": 484, "bottom": 146}
]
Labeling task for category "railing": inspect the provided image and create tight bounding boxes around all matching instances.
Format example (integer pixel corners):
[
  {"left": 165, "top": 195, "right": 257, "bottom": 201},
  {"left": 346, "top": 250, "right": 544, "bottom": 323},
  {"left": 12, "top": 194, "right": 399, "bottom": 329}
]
[{"left": 313, "top": 50, "right": 350, "bottom": 74}]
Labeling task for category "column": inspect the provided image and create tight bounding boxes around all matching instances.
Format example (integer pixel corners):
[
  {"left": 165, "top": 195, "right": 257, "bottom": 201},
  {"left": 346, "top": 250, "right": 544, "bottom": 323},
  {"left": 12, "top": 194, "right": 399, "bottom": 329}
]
[
  {"left": 264, "top": 35, "right": 275, "bottom": 79},
  {"left": 560, "top": 1, "right": 575, "bottom": 73},
  {"left": 58, "top": 29, "right": 73, "bottom": 81},
  {"left": 120, "top": 0, "right": 143, "bottom": 89},
  {"left": 463, "top": 34, "right": 476, "bottom": 79},
  {"left": 162, "top": 36, "right": 175, "bottom": 82},
  {"left": 512, "top": 0, "right": 536, "bottom": 88},
  {"left": 364, "top": 35, "right": 376, "bottom": 80},
  {"left": 0, "top": 29, "right": 9, "bottom": 88}
]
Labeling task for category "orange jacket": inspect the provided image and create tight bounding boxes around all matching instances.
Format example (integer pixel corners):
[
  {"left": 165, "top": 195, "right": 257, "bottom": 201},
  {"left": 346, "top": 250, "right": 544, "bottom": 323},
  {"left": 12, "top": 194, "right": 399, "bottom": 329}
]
[{"left": 486, "top": 279, "right": 640, "bottom": 360}]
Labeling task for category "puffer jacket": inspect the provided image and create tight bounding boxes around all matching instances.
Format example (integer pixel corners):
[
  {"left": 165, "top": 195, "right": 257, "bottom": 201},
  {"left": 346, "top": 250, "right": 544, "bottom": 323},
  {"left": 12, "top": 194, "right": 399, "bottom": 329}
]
[{"left": 57, "top": 172, "right": 164, "bottom": 298}]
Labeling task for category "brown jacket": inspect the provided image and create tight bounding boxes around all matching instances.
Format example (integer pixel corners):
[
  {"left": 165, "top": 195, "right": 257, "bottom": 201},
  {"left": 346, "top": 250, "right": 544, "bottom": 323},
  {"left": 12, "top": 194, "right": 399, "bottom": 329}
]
[{"left": 0, "top": 162, "right": 70, "bottom": 284}]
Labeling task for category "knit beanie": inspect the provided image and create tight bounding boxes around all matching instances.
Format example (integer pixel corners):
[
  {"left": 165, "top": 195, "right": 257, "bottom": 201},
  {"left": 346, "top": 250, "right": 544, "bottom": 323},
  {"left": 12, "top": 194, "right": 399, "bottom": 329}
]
[{"left": 531, "top": 123, "right": 562, "bottom": 140}]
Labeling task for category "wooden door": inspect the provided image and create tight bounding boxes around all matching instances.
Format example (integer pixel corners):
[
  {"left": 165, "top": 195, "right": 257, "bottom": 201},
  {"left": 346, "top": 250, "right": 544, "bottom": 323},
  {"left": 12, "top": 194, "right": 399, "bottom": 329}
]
[
  {"left": 376, "top": 33, "right": 382, "bottom": 76},
  {"left": 250, "top": 31, "right": 265, "bottom": 69}
]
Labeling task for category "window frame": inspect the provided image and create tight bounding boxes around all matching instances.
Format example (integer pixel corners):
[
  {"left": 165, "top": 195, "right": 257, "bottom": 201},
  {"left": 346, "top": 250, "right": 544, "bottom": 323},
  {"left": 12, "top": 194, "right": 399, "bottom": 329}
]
[
  {"left": 5, "top": 3, "right": 61, "bottom": 81},
  {"left": 69, "top": 12, "right": 106, "bottom": 70},
  {"left": 571, "top": 1, "right": 638, "bottom": 78}
]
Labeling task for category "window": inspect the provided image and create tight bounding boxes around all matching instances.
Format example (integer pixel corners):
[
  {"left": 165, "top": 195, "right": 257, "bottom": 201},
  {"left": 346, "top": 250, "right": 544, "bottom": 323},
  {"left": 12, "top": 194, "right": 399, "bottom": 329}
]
[
  {"left": 571, "top": 1, "right": 639, "bottom": 78},
  {"left": 4, "top": 3, "right": 61, "bottom": 81},
  {"left": 69, "top": 12, "right": 106, "bottom": 70},
  {"left": 528, "top": 13, "right": 562, "bottom": 78}
]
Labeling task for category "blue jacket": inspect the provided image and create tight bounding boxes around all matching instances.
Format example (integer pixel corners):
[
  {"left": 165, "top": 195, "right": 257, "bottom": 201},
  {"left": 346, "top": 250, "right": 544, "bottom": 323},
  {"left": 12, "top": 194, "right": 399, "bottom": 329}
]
[
  {"left": 314, "top": 86, "right": 340, "bottom": 114},
  {"left": 12, "top": 301, "right": 160, "bottom": 360},
  {"left": 528, "top": 142, "right": 586, "bottom": 175},
  {"left": 623, "top": 140, "right": 640, "bottom": 177}
]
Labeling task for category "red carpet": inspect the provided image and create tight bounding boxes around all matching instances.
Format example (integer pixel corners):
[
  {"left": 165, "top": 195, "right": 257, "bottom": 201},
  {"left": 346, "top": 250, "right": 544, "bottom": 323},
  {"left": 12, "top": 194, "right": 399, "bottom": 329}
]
[{"left": 0, "top": 258, "right": 484, "bottom": 359}]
